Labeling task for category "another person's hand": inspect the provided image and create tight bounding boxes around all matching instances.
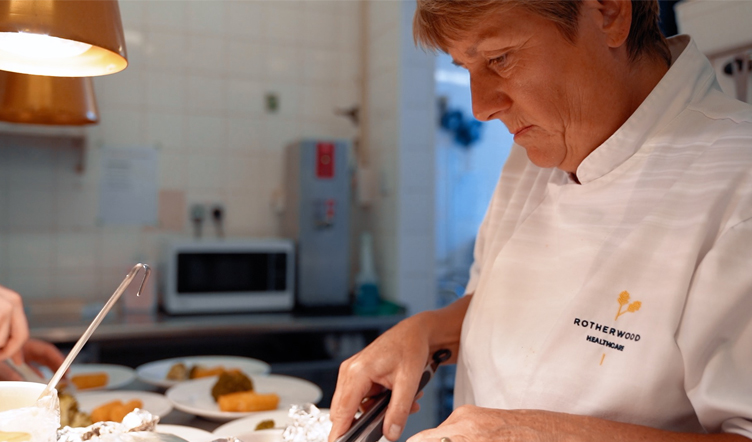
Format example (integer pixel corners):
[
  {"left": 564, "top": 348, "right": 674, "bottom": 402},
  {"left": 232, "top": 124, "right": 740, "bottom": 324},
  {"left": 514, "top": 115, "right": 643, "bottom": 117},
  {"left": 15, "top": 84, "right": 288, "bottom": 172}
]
[
  {"left": 329, "top": 296, "right": 471, "bottom": 442},
  {"left": 0, "top": 339, "right": 65, "bottom": 381},
  {"left": 21, "top": 338, "right": 65, "bottom": 377},
  {"left": 0, "top": 285, "right": 29, "bottom": 361}
]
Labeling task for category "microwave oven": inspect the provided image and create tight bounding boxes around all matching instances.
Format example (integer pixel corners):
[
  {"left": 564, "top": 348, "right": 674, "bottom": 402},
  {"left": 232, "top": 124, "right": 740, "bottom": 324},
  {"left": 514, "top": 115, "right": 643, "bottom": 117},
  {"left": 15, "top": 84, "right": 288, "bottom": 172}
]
[{"left": 160, "top": 238, "right": 295, "bottom": 314}]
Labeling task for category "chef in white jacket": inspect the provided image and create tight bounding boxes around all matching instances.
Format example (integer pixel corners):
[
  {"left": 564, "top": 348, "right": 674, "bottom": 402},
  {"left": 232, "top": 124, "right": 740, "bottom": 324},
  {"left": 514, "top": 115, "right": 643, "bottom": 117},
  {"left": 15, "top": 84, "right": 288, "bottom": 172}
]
[{"left": 329, "top": 0, "right": 752, "bottom": 441}]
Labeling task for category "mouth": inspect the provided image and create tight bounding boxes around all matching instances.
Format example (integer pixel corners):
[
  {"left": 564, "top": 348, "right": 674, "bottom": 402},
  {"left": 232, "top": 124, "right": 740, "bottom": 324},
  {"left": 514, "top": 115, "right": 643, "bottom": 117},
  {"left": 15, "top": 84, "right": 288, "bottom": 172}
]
[{"left": 513, "top": 125, "right": 532, "bottom": 139}]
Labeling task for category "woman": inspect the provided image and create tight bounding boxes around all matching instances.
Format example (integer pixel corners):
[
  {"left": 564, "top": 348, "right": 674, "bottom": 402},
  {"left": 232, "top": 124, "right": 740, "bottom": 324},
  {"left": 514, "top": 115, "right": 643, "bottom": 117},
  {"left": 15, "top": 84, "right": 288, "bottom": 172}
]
[{"left": 328, "top": 1, "right": 752, "bottom": 441}]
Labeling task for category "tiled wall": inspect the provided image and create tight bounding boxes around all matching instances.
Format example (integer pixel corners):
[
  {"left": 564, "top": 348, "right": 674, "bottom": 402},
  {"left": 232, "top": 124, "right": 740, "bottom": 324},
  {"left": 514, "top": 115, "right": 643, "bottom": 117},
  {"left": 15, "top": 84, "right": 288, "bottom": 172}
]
[
  {"left": 364, "top": 1, "right": 436, "bottom": 315},
  {"left": 0, "top": 0, "right": 363, "bottom": 304}
]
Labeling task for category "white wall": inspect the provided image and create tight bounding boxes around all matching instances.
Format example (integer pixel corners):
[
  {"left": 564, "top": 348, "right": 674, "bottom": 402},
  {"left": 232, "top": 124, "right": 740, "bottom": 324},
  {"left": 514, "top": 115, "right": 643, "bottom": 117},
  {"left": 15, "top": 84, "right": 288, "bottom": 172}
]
[
  {"left": 364, "top": 0, "right": 435, "bottom": 316},
  {"left": 0, "top": 0, "right": 361, "bottom": 304}
]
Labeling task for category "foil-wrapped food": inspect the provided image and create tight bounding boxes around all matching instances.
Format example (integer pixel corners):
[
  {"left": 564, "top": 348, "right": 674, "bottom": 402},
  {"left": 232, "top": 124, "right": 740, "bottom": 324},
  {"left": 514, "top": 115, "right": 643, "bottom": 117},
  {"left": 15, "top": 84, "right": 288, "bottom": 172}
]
[
  {"left": 57, "top": 409, "right": 159, "bottom": 442},
  {"left": 281, "top": 404, "right": 332, "bottom": 442}
]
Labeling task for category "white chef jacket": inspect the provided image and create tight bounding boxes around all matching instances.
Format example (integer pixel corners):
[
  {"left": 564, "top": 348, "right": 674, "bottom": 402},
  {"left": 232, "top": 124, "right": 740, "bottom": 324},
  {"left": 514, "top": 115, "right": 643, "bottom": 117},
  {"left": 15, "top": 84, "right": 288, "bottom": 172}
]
[{"left": 455, "top": 35, "right": 752, "bottom": 438}]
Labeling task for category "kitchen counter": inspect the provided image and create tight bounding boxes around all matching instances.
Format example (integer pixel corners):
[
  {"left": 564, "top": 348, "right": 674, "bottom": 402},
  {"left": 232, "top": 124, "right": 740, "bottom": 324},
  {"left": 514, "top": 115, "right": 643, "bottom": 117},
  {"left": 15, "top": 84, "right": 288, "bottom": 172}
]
[
  {"left": 29, "top": 310, "right": 405, "bottom": 344},
  {"left": 28, "top": 308, "right": 406, "bottom": 412}
]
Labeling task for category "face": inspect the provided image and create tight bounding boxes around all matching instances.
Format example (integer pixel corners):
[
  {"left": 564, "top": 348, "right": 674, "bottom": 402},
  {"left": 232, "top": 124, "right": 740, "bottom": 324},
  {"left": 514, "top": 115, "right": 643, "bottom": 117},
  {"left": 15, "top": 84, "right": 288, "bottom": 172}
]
[{"left": 447, "top": 4, "right": 632, "bottom": 172}]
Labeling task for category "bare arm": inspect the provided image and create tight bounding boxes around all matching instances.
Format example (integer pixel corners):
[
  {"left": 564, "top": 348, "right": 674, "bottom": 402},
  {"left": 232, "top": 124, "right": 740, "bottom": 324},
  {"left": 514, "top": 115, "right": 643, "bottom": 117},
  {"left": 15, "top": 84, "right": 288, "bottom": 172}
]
[
  {"left": 407, "top": 407, "right": 750, "bottom": 442},
  {"left": 328, "top": 295, "right": 472, "bottom": 442}
]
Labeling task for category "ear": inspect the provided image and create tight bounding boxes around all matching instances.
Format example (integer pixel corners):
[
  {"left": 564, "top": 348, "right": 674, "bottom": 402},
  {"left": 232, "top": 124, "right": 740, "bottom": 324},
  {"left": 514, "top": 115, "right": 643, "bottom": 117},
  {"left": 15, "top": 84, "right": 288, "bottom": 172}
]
[{"left": 584, "top": 0, "right": 632, "bottom": 49}]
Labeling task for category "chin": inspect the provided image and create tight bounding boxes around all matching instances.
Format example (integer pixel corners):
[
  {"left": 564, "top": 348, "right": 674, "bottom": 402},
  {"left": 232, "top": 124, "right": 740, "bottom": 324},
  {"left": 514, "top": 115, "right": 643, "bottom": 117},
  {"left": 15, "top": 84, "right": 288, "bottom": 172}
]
[{"left": 521, "top": 145, "right": 562, "bottom": 170}]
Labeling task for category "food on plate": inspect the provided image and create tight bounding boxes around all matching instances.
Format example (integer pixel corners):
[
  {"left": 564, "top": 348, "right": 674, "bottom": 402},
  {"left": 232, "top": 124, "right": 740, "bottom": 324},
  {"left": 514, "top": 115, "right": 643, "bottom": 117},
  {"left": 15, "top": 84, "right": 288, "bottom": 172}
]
[
  {"left": 190, "top": 365, "right": 226, "bottom": 379},
  {"left": 217, "top": 391, "right": 280, "bottom": 412},
  {"left": 165, "top": 362, "right": 229, "bottom": 381},
  {"left": 89, "top": 399, "right": 143, "bottom": 423},
  {"left": 71, "top": 372, "right": 109, "bottom": 390},
  {"left": 209, "top": 369, "right": 280, "bottom": 412},
  {"left": 59, "top": 392, "right": 93, "bottom": 428},
  {"left": 211, "top": 369, "right": 254, "bottom": 401},
  {"left": 255, "top": 419, "right": 276, "bottom": 430},
  {"left": 165, "top": 362, "right": 188, "bottom": 381}
]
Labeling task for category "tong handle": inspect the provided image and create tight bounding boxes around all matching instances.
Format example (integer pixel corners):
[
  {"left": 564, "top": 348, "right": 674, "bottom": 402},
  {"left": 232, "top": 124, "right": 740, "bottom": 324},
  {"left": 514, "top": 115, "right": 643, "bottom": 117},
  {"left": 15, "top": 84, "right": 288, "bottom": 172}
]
[{"left": 335, "top": 349, "right": 451, "bottom": 442}]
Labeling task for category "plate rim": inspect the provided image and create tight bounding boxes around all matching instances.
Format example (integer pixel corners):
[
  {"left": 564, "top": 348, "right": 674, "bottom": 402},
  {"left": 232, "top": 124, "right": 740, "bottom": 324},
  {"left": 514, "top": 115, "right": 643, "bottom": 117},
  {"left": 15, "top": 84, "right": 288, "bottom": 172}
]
[
  {"left": 165, "top": 374, "right": 323, "bottom": 422},
  {"left": 156, "top": 424, "right": 216, "bottom": 442},
  {"left": 211, "top": 408, "right": 329, "bottom": 437},
  {"left": 135, "top": 355, "right": 271, "bottom": 388}
]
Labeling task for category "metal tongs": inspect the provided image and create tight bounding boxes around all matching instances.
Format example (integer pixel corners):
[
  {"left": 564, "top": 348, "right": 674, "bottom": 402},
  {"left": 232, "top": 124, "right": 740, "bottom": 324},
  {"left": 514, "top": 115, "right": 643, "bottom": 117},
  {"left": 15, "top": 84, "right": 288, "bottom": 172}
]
[
  {"left": 335, "top": 349, "right": 452, "bottom": 442},
  {"left": 38, "top": 263, "right": 151, "bottom": 401}
]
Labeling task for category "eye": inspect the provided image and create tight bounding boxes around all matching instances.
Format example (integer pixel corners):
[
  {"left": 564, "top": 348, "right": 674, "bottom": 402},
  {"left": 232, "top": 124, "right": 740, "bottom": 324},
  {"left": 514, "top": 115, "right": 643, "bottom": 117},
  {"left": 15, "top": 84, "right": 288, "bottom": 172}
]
[
  {"left": 487, "top": 53, "right": 513, "bottom": 73},
  {"left": 488, "top": 53, "right": 508, "bottom": 68}
]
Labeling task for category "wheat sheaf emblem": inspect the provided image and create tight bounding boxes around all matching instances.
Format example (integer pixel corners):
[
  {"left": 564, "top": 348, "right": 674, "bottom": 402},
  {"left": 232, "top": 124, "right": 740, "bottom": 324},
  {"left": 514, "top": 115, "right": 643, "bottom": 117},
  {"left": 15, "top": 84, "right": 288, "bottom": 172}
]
[{"left": 615, "top": 290, "right": 641, "bottom": 320}]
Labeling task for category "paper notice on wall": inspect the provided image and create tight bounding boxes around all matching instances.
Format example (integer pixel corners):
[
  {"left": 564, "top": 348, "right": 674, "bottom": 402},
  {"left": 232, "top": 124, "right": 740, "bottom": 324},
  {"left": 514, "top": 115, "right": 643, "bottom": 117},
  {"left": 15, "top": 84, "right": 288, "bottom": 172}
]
[{"left": 98, "top": 146, "right": 159, "bottom": 225}]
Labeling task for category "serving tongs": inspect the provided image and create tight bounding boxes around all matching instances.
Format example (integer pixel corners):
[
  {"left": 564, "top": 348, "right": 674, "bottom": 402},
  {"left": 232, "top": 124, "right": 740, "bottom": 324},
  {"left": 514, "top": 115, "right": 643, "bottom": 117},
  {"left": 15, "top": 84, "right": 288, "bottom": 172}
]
[
  {"left": 37, "top": 263, "right": 151, "bottom": 401},
  {"left": 335, "top": 349, "right": 452, "bottom": 442}
]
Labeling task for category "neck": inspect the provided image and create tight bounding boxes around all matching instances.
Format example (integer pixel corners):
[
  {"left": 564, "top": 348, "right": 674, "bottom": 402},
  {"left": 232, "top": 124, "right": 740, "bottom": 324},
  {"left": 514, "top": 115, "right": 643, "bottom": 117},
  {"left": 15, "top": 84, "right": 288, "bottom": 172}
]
[{"left": 565, "top": 55, "right": 670, "bottom": 174}]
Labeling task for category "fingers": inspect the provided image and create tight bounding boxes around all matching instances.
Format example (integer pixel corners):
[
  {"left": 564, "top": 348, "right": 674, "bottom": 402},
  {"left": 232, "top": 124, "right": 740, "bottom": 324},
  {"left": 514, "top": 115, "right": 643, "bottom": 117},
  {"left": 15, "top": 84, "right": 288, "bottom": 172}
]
[
  {"left": 0, "top": 288, "right": 29, "bottom": 361},
  {"left": 22, "top": 339, "right": 65, "bottom": 372},
  {"left": 410, "top": 400, "right": 421, "bottom": 414},
  {"left": 382, "top": 370, "right": 423, "bottom": 441},
  {"left": 0, "top": 361, "right": 23, "bottom": 381},
  {"left": 328, "top": 359, "right": 379, "bottom": 442}
]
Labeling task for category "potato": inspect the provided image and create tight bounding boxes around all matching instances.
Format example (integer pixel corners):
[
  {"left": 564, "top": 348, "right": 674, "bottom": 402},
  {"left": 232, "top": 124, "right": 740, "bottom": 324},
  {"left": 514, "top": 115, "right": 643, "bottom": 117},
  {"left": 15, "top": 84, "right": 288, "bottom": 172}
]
[
  {"left": 90, "top": 400, "right": 119, "bottom": 422},
  {"left": 89, "top": 399, "right": 143, "bottom": 423},
  {"left": 190, "top": 365, "right": 226, "bottom": 379},
  {"left": 217, "top": 391, "right": 280, "bottom": 412},
  {"left": 71, "top": 372, "right": 108, "bottom": 390}
]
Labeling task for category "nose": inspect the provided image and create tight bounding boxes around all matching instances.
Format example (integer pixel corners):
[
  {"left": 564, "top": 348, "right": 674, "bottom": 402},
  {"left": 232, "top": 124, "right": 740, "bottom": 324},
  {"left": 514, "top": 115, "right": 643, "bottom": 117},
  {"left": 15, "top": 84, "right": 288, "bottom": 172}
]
[{"left": 470, "top": 72, "right": 511, "bottom": 122}]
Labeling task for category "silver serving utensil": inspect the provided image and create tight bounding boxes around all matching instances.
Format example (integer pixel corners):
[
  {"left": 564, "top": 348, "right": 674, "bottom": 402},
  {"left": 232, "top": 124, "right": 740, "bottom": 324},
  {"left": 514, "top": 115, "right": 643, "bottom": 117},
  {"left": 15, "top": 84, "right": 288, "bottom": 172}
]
[
  {"left": 38, "top": 263, "right": 151, "bottom": 400},
  {"left": 4, "top": 359, "right": 46, "bottom": 383}
]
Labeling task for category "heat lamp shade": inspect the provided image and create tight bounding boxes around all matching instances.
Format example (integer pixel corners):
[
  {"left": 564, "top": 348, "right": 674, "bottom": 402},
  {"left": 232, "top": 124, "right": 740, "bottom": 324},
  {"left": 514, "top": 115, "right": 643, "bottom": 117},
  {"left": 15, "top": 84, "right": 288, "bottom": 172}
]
[
  {"left": 0, "top": 0, "right": 127, "bottom": 77},
  {"left": 0, "top": 70, "right": 98, "bottom": 125}
]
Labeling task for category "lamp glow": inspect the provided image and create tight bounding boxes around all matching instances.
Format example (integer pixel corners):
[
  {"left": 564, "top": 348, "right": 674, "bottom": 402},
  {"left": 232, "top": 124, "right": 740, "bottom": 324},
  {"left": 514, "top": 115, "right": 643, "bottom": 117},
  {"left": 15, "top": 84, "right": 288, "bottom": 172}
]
[
  {"left": 0, "top": 0, "right": 127, "bottom": 77},
  {"left": 0, "top": 32, "right": 92, "bottom": 59}
]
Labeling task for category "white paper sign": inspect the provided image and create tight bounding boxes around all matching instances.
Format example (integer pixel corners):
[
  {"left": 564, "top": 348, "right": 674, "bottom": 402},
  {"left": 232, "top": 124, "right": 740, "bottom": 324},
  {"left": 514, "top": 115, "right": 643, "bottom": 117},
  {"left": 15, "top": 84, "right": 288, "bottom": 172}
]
[{"left": 98, "top": 146, "right": 158, "bottom": 225}]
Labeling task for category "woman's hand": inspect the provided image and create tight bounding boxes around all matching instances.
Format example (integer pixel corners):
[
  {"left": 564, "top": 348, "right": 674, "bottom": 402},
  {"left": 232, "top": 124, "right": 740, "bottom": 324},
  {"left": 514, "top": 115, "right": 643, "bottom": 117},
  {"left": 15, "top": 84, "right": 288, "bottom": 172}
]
[
  {"left": 329, "top": 296, "right": 472, "bottom": 442},
  {"left": 406, "top": 406, "right": 566, "bottom": 442},
  {"left": 406, "top": 406, "right": 751, "bottom": 442},
  {"left": 0, "top": 285, "right": 29, "bottom": 361},
  {"left": 329, "top": 313, "right": 433, "bottom": 442}
]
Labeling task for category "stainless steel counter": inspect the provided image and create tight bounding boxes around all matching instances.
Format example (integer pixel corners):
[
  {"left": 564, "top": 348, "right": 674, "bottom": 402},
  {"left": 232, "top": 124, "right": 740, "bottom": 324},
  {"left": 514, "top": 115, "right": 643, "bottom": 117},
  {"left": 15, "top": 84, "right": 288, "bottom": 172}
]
[{"left": 29, "top": 311, "right": 405, "bottom": 344}]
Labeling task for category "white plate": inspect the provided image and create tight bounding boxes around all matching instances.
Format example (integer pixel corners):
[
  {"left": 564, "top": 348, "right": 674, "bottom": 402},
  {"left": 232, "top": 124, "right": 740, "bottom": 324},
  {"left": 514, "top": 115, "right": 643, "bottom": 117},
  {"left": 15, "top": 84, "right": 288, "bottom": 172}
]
[
  {"left": 156, "top": 424, "right": 215, "bottom": 442},
  {"left": 212, "top": 409, "right": 330, "bottom": 440},
  {"left": 66, "top": 364, "right": 136, "bottom": 390},
  {"left": 136, "top": 356, "right": 271, "bottom": 389},
  {"left": 76, "top": 390, "right": 173, "bottom": 418},
  {"left": 166, "top": 374, "right": 323, "bottom": 422},
  {"left": 214, "top": 429, "right": 283, "bottom": 442}
]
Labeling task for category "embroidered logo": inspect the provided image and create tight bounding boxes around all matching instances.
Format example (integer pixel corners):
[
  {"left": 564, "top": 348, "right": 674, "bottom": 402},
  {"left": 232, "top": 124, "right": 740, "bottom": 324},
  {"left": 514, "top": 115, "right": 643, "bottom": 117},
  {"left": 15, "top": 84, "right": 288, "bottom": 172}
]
[{"left": 615, "top": 290, "right": 641, "bottom": 321}]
